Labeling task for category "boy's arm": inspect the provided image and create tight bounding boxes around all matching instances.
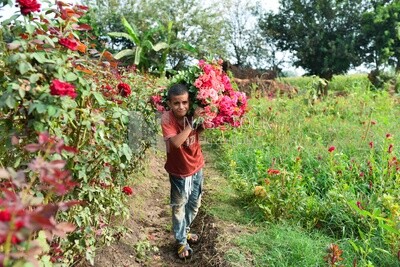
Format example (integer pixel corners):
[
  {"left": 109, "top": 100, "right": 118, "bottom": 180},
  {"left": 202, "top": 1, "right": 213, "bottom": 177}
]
[{"left": 168, "top": 125, "right": 193, "bottom": 148}]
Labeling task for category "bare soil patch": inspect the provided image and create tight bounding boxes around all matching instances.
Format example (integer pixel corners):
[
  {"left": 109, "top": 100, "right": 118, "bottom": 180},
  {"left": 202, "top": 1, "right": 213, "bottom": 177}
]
[{"left": 82, "top": 147, "right": 231, "bottom": 267}]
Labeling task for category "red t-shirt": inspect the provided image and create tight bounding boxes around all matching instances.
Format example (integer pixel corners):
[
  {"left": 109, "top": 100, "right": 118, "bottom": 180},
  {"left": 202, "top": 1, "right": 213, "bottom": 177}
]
[{"left": 161, "top": 110, "right": 204, "bottom": 177}]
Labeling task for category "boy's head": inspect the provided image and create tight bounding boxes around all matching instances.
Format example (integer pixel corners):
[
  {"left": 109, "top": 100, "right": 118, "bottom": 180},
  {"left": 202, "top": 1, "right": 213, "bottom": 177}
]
[{"left": 167, "top": 83, "right": 190, "bottom": 119}]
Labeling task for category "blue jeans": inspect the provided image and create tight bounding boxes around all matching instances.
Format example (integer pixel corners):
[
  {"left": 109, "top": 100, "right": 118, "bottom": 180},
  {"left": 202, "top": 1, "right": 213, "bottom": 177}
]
[{"left": 170, "top": 169, "right": 203, "bottom": 245}]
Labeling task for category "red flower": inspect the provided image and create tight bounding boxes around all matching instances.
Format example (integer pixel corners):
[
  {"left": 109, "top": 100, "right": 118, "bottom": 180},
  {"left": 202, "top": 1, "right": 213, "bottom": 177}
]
[
  {"left": 0, "top": 210, "right": 11, "bottom": 221},
  {"left": 328, "top": 146, "right": 335, "bottom": 153},
  {"left": 122, "top": 186, "right": 133, "bottom": 195},
  {"left": 388, "top": 144, "right": 394, "bottom": 154},
  {"left": 59, "top": 38, "right": 79, "bottom": 51},
  {"left": 50, "top": 79, "right": 77, "bottom": 99},
  {"left": 267, "top": 169, "right": 280, "bottom": 175},
  {"left": 16, "top": 0, "right": 40, "bottom": 15},
  {"left": 356, "top": 201, "right": 363, "bottom": 210},
  {"left": 118, "top": 82, "right": 131, "bottom": 97},
  {"left": 386, "top": 133, "right": 393, "bottom": 139},
  {"left": 369, "top": 141, "right": 373, "bottom": 149}
]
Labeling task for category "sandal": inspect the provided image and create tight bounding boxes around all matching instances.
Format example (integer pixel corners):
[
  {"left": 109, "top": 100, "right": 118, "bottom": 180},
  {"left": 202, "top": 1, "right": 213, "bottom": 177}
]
[
  {"left": 177, "top": 243, "right": 193, "bottom": 259},
  {"left": 187, "top": 233, "right": 199, "bottom": 244}
]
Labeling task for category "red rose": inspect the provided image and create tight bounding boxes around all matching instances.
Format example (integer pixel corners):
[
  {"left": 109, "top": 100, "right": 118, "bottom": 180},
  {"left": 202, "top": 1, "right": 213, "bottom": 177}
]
[
  {"left": 122, "top": 186, "right": 133, "bottom": 195},
  {"left": 0, "top": 210, "right": 11, "bottom": 222},
  {"left": 117, "top": 82, "right": 131, "bottom": 97},
  {"left": 16, "top": 0, "right": 40, "bottom": 15},
  {"left": 59, "top": 38, "right": 79, "bottom": 51},
  {"left": 50, "top": 79, "right": 77, "bottom": 99}
]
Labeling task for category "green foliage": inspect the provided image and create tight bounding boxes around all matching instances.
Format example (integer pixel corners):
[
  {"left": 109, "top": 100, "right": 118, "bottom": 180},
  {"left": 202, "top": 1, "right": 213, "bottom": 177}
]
[
  {"left": 0, "top": 2, "right": 163, "bottom": 265},
  {"left": 207, "top": 79, "right": 400, "bottom": 265},
  {"left": 108, "top": 16, "right": 171, "bottom": 74},
  {"left": 259, "top": 0, "right": 365, "bottom": 79},
  {"left": 86, "top": 0, "right": 226, "bottom": 71},
  {"left": 359, "top": 1, "right": 400, "bottom": 71}
]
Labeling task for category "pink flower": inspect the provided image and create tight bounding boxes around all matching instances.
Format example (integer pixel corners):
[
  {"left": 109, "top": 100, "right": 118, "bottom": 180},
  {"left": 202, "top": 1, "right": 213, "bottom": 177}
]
[
  {"left": 59, "top": 38, "right": 79, "bottom": 51},
  {"left": 16, "top": 0, "right": 40, "bottom": 15},
  {"left": 117, "top": 82, "right": 131, "bottom": 97},
  {"left": 150, "top": 95, "right": 165, "bottom": 112},
  {"left": 122, "top": 186, "right": 133, "bottom": 195},
  {"left": 50, "top": 79, "right": 77, "bottom": 98},
  {"left": 328, "top": 146, "right": 336, "bottom": 153}
]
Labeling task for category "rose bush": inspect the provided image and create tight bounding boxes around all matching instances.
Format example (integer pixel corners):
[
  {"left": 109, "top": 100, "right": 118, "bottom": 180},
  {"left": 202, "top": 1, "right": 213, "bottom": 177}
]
[{"left": 0, "top": 1, "right": 163, "bottom": 265}]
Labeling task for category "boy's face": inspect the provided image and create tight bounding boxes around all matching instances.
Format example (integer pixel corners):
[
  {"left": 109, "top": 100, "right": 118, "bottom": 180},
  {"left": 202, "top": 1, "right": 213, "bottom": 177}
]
[{"left": 167, "top": 92, "right": 189, "bottom": 119}]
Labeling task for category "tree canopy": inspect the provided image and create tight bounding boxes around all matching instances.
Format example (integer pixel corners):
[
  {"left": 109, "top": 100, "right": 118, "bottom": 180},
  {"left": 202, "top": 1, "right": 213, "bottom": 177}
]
[{"left": 259, "top": 0, "right": 365, "bottom": 79}]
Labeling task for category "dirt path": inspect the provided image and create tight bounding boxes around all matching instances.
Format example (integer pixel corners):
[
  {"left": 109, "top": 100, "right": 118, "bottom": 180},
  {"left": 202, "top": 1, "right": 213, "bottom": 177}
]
[{"left": 89, "top": 147, "right": 229, "bottom": 267}]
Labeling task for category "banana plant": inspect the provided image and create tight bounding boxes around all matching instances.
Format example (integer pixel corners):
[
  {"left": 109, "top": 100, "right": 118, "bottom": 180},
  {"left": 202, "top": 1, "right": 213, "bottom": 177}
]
[
  {"left": 108, "top": 16, "right": 169, "bottom": 72},
  {"left": 158, "top": 20, "right": 197, "bottom": 77},
  {"left": 109, "top": 16, "right": 197, "bottom": 77}
]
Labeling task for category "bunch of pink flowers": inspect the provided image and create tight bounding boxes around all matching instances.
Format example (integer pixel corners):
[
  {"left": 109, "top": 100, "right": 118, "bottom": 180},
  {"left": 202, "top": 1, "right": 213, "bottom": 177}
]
[{"left": 151, "top": 59, "right": 248, "bottom": 128}]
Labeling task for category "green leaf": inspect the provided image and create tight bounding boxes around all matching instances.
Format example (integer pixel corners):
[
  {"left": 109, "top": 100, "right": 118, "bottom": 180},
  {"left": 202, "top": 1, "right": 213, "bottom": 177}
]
[
  {"left": 36, "top": 231, "right": 50, "bottom": 253},
  {"left": 92, "top": 92, "right": 105, "bottom": 105},
  {"left": 47, "top": 105, "right": 57, "bottom": 117},
  {"left": 114, "top": 49, "right": 135, "bottom": 60},
  {"left": 1, "top": 14, "right": 19, "bottom": 26},
  {"left": 18, "top": 62, "right": 32, "bottom": 75},
  {"left": 31, "top": 52, "right": 47, "bottom": 63},
  {"left": 122, "top": 144, "right": 132, "bottom": 161},
  {"left": 134, "top": 46, "right": 142, "bottom": 66},
  {"left": 153, "top": 42, "right": 169, "bottom": 51},
  {"left": 29, "top": 73, "right": 41, "bottom": 83},
  {"left": 112, "top": 111, "right": 121, "bottom": 118},
  {"left": 65, "top": 72, "right": 78, "bottom": 81},
  {"left": 35, "top": 103, "right": 47, "bottom": 114},
  {"left": 5, "top": 94, "right": 15, "bottom": 109},
  {"left": 108, "top": 32, "right": 135, "bottom": 43},
  {"left": 121, "top": 16, "right": 140, "bottom": 45},
  {"left": 18, "top": 87, "right": 25, "bottom": 98},
  {"left": 26, "top": 24, "right": 35, "bottom": 34}
]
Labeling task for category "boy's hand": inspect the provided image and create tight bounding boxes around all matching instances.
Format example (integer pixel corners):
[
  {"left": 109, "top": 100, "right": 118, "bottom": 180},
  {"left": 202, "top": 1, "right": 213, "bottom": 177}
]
[{"left": 193, "top": 107, "right": 205, "bottom": 119}]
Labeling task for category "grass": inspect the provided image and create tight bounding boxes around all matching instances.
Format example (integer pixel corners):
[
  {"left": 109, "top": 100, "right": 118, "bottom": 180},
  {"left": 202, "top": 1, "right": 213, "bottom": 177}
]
[{"left": 203, "top": 77, "right": 400, "bottom": 266}]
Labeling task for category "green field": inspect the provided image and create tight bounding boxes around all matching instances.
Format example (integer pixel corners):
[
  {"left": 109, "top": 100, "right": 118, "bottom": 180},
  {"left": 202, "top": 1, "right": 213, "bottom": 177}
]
[{"left": 205, "top": 76, "right": 400, "bottom": 267}]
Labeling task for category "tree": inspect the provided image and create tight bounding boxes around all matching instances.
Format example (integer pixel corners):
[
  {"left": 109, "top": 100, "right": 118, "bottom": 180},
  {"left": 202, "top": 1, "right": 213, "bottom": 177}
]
[
  {"left": 217, "top": 0, "right": 272, "bottom": 69},
  {"left": 259, "top": 0, "right": 364, "bottom": 80},
  {"left": 358, "top": 1, "right": 400, "bottom": 72}
]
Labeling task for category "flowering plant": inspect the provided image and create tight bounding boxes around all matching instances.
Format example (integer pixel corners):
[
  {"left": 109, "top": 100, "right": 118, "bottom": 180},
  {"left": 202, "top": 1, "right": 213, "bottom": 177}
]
[{"left": 151, "top": 59, "right": 248, "bottom": 128}]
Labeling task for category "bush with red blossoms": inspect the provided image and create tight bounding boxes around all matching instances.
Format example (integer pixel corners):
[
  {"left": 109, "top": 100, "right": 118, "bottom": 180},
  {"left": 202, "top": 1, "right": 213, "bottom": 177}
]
[
  {"left": 0, "top": 1, "right": 161, "bottom": 265},
  {"left": 150, "top": 59, "right": 248, "bottom": 128},
  {"left": 0, "top": 132, "right": 80, "bottom": 266},
  {"left": 16, "top": 0, "right": 40, "bottom": 15}
]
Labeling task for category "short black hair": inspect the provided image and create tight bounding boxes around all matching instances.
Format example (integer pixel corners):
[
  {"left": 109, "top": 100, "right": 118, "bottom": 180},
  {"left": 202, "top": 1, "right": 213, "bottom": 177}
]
[{"left": 167, "top": 83, "right": 189, "bottom": 100}]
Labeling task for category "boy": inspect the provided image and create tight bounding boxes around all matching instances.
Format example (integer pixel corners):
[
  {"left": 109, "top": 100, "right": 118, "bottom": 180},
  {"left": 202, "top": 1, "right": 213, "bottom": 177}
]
[{"left": 161, "top": 83, "right": 204, "bottom": 259}]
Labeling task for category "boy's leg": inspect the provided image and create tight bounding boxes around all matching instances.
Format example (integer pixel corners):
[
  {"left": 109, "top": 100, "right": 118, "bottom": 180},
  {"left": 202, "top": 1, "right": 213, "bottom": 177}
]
[
  {"left": 170, "top": 175, "right": 188, "bottom": 245},
  {"left": 185, "top": 169, "right": 203, "bottom": 234}
]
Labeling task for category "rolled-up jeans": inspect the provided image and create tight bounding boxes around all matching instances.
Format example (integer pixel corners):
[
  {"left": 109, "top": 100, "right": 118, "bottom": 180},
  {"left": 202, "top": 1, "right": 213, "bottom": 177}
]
[{"left": 170, "top": 169, "right": 203, "bottom": 245}]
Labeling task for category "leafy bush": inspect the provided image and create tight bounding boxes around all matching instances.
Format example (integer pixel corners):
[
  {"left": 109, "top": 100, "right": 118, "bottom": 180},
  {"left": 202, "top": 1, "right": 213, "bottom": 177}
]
[{"left": 0, "top": 1, "right": 164, "bottom": 265}]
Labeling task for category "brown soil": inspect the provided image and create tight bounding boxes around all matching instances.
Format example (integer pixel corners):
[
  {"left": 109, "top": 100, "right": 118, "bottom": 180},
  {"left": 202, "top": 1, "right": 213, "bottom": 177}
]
[{"left": 84, "top": 145, "right": 232, "bottom": 267}]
